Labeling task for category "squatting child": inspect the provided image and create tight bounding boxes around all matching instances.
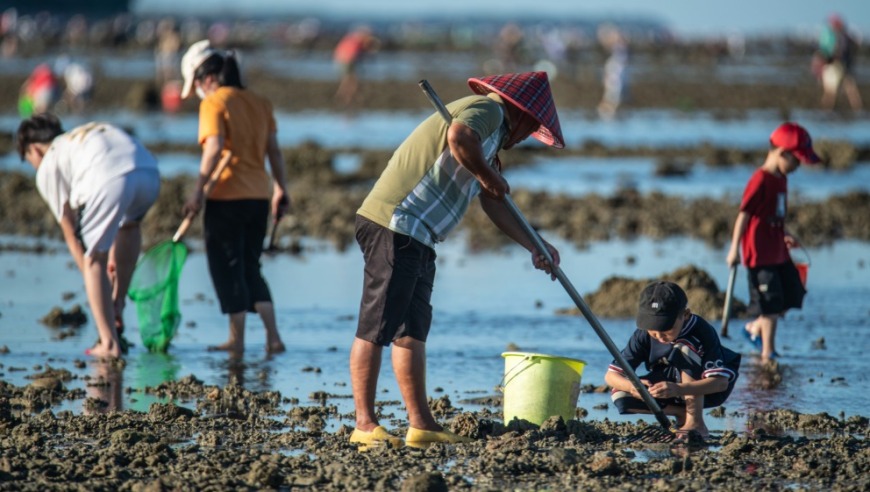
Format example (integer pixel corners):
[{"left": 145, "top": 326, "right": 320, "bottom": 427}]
[{"left": 605, "top": 281, "right": 740, "bottom": 438}]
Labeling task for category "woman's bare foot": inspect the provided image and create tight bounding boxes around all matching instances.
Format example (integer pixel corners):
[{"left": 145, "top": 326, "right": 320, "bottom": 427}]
[
  {"left": 85, "top": 343, "right": 121, "bottom": 359},
  {"left": 267, "top": 340, "right": 286, "bottom": 354},
  {"left": 207, "top": 340, "right": 244, "bottom": 354}
]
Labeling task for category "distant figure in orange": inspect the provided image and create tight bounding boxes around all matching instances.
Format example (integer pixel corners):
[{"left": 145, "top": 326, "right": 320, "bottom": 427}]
[{"left": 334, "top": 26, "right": 380, "bottom": 107}]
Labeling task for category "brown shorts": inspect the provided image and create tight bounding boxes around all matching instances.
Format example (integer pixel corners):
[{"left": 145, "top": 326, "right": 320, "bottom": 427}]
[{"left": 355, "top": 215, "right": 436, "bottom": 346}]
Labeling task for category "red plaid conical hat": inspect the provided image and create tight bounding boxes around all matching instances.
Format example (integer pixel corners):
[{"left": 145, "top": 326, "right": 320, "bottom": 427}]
[{"left": 467, "top": 71, "right": 564, "bottom": 148}]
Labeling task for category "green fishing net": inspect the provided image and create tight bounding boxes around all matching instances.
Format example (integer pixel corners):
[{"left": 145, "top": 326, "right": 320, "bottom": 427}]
[{"left": 127, "top": 240, "right": 188, "bottom": 352}]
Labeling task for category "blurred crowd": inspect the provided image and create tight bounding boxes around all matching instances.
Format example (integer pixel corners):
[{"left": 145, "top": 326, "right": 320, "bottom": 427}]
[{"left": 1, "top": 7, "right": 864, "bottom": 117}]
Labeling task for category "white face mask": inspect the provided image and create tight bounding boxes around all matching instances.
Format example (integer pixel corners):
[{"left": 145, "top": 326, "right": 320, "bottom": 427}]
[{"left": 195, "top": 86, "right": 207, "bottom": 100}]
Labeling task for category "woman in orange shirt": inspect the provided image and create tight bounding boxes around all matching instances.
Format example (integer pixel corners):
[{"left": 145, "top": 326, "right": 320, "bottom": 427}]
[{"left": 180, "top": 40, "right": 290, "bottom": 356}]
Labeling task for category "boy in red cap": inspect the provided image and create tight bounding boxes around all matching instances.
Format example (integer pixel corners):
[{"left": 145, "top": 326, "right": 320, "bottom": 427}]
[
  {"left": 726, "top": 122, "right": 820, "bottom": 362},
  {"left": 349, "top": 72, "right": 564, "bottom": 448}
]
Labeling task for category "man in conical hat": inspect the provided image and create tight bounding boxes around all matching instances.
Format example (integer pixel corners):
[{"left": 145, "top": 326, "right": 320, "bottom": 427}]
[{"left": 350, "top": 72, "right": 566, "bottom": 448}]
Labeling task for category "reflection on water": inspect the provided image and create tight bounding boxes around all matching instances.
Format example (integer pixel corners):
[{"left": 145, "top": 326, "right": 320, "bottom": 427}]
[
  {"left": 505, "top": 156, "right": 870, "bottom": 200},
  {"left": 84, "top": 360, "right": 124, "bottom": 414},
  {"left": 135, "top": 351, "right": 182, "bottom": 388}
]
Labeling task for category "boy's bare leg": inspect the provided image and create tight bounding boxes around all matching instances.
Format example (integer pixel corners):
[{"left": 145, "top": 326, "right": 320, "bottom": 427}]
[
  {"left": 677, "top": 373, "right": 708, "bottom": 437},
  {"left": 254, "top": 301, "right": 285, "bottom": 354},
  {"left": 350, "top": 337, "right": 383, "bottom": 431},
  {"left": 756, "top": 314, "right": 778, "bottom": 361},
  {"left": 208, "top": 312, "right": 245, "bottom": 356}
]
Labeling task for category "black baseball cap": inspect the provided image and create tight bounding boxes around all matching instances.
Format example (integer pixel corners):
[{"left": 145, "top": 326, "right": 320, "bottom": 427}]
[{"left": 636, "top": 281, "right": 688, "bottom": 332}]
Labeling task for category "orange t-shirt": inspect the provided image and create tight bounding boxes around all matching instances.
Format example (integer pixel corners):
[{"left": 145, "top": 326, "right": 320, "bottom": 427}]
[
  {"left": 198, "top": 86, "right": 276, "bottom": 201},
  {"left": 334, "top": 32, "right": 370, "bottom": 64}
]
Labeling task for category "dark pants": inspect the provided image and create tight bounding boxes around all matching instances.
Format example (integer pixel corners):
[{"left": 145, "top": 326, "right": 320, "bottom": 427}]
[
  {"left": 748, "top": 261, "right": 806, "bottom": 316},
  {"left": 612, "top": 371, "right": 736, "bottom": 414},
  {"left": 204, "top": 199, "right": 272, "bottom": 314},
  {"left": 355, "top": 215, "right": 436, "bottom": 346}
]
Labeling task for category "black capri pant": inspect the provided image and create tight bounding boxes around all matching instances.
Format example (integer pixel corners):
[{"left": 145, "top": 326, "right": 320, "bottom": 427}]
[{"left": 203, "top": 199, "right": 272, "bottom": 314}]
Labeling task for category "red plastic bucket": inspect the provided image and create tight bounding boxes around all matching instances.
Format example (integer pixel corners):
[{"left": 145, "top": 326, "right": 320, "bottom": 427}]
[
  {"left": 790, "top": 244, "right": 811, "bottom": 288},
  {"left": 794, "top": 262, "right": 808, "bottom": 287}
]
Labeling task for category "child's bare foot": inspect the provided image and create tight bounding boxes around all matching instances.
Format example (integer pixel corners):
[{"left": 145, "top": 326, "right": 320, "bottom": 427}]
[
  {"left": 744, "top": 321, "right": 760, "bottom": 337},
  {"left": 676, "top": 425, "right": 709, "bottom": 440}
]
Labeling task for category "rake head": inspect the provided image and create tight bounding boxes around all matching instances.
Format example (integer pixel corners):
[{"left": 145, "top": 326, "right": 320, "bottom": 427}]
[{"left": 625, "top": 424, "right": 677, "bottom": 444}]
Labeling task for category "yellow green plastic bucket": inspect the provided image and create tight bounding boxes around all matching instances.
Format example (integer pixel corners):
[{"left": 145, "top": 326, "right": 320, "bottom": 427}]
[{"left": 500, "top": 352, "right": 586, "bottom": 426}]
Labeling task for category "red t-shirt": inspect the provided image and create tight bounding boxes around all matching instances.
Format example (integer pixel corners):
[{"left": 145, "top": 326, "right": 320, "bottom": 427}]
[{"left": 739, "top": 168, "right": 789, "bottom": 267}]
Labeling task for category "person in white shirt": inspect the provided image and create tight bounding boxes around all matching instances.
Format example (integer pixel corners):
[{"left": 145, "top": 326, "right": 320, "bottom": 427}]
[{"left": 17, "top": 113, "right": 160, "bottom": 358}]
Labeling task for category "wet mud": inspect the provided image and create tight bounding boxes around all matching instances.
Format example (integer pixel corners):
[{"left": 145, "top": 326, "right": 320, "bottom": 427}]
[
  {"left": 559, "top": 264, "right": 748, "bottom": 321},
  {"left": 0, "top": 369, "right": 866, "bottom": 491},
  {"left": 2, "top": 169, "right": 869, "bottom": 254}
]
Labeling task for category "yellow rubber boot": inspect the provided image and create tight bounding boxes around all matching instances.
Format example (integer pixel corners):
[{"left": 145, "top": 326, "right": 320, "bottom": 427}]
[{"left": 349, "top": 426, "right": 404, "bottom": 449}]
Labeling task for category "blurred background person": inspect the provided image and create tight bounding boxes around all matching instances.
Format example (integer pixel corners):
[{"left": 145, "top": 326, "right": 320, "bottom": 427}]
[
  {"left": 155, "top": 17, "right": 182, "bottom": 86},
  {"left": 333, "top": 25, "right": 380, "bottom": 107},
  {"left": 18, "top": 63, "right": 60, "bottom": 118},
  {"left": 1, "top": 8, "right": 18, "bottom": 58},
  {"left": 56, "top": 57, "right": 94, "bottom": 113},
  {"left": 155, "top": 18, "right": 184, "bottom": 113},
  {"left": 597, "top": 24, "right": 629, "bottom": 120},
  {"left": 489, "top": 22, "right": 526, "bottom": 73},
  {"left": 818, "top": 14, "right": 862, "bottom": 112}
]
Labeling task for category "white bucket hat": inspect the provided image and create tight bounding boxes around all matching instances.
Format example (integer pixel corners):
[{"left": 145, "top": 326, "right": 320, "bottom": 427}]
[{"left": 180, "top": 39, "right": 216, "bottom": 99}]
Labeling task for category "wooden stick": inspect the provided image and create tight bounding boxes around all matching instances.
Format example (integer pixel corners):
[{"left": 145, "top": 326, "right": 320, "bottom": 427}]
[{"left": 172, "top": 151, "right": 233, "bottom": 242}]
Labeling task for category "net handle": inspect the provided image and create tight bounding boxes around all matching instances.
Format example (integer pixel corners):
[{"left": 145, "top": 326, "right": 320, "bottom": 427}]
[{"left": 173, "top": 151, "right": 233, "bottom": 242}]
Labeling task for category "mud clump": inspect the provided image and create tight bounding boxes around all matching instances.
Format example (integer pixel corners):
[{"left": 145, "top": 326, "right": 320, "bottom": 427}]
[
  {"left": 39, "top": 305, "right": 87, "bottom": 328},
  {"left": 401, "top": 472, "right": 449, "bottom": 492},
  {"left": 2, "top": 169, "right": 869, "bottom": 253},
  {"left": 561, "top": 264, "right": 747, "bottom": 321}
]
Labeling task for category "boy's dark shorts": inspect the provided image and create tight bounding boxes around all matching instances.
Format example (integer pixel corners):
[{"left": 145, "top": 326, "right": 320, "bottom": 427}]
[
  {"left": 748, "top": 261, "right": 806, "bottom": 316},
  {"left": 611, "top": 370, "right": 736, "bottom": 414},
  {"left": 355, "top": 215, "right": 436, "bottom": 346}
]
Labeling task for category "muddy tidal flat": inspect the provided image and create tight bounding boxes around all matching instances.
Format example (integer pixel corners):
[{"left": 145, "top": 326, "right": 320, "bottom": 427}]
[
  {"left": 0, "top": 370, "right": 867, "bottom": 491},
  {"left": 2, "top": 30, "right": 870, "bottom": 491}
]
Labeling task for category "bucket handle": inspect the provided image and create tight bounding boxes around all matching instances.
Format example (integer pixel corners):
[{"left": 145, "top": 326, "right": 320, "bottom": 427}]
[
  {"left": 496, "top": 355, "right": 538, "bottom": 393},
  {"left": 788, "top": 238, "right": 812, "bottom": 267}
]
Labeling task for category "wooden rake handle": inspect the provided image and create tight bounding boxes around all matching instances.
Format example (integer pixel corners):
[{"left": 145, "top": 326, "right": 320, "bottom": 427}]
[
  {"left": 172, "top": 151, "right": 233, "bottom": 242},
  {"left": 719, "top": 264, "right": 738, "bottom": 337}
]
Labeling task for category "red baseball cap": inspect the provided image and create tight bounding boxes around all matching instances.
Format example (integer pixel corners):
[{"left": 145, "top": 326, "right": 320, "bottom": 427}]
[{"left": 770, "top": 122, "right": 820, "bottom": 164}]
